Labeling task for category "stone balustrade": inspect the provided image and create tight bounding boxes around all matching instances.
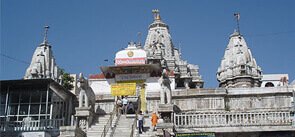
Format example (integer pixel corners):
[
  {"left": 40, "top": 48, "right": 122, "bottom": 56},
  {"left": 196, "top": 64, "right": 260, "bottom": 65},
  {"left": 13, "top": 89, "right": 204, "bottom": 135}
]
[
  {"left": 0, "top": 119, "right": 64, "bottom": 132},
  {"left": 174, "top": 111, "right": 293, "bottom": 128}
]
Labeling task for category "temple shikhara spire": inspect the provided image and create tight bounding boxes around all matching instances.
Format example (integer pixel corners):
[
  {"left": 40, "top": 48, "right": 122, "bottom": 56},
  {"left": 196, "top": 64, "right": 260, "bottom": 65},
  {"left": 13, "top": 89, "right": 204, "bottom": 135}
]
[
  {"left": 144, "top": 9, "right": 204, "bottom": 88},
  {"left": 24, "top": 26, "right": 61, "bottom": 81},
  {"left": 217, "top": 13, "right": 262, "bottom": 88}
]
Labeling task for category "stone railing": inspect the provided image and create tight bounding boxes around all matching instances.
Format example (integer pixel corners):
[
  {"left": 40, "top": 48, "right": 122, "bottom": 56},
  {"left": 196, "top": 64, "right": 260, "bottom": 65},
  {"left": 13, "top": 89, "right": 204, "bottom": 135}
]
[
  {"left": 174, "top": 111, "right": 293, "bottom": 128},
  {"left": 0, "top": 119, "right": 64, "bottom": 132},
  {"left": 101, "top": 106, "right": 116, "bottom": 137}
]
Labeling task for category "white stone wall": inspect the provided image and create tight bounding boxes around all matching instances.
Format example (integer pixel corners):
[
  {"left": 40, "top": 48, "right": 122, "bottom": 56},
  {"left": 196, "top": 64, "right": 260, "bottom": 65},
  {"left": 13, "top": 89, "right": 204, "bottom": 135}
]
[
  {"left": 89, "top": 79, "right": 114, "bottom": 95},
  {"left": 261, "top": 74, "right": 289, "bottom": 87},
  {"left": 69, "top": 74, "right": 78, "bottom": 95},
  {"left": 145, "top": 87, "right": 293, "bottom": 112},
  {"left": 90, "top": 78, "right": 293, "bottom": 113},
  {"left": 95, "top": 102, "right": 115, "bottom": 114},
  {"left": 90, "top": 77, "right": 164, "bottom": 95},
  {"left": 173, "top": 97, "right": 225, "bottom": 111},
  {"left": 145, "top": 77, "right": 161, "bottom": 93},
  {"left": 146, "top": 96, "right": 225, "bottom": 113},
  {"left": 147, "top": 100, "right": 160, "bottom": 112},
  {"left": 228, "top": 95, "right": 291, "bottom": 111}
]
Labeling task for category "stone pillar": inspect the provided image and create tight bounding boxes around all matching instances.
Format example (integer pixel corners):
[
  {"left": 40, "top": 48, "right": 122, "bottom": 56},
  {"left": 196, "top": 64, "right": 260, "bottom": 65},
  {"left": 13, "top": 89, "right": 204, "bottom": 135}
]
[
  {"left": 78, "top": 90, "right": 89, "bottom": 108},
  {"left": 156, "top": 104, "right": 175, "bottom": 136},
  {"left": 75, "top": 107, "right": 94, "bottom": 132}
]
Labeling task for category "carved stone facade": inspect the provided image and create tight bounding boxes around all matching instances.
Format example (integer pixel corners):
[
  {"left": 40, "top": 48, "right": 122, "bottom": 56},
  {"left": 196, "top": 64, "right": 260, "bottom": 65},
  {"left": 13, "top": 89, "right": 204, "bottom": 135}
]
[
  {"left": 144, "top": 10, "right": 204, "bottom": 89},
  {"left": 217, "top": 31, "right": 262, "bottom": 88}
]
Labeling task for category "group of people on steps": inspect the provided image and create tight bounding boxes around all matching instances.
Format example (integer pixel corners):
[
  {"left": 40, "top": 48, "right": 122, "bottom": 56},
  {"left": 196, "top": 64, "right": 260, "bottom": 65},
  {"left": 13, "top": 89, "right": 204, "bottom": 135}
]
[{"left": 116, "top": 96, "right": 159, "bottom": 134}]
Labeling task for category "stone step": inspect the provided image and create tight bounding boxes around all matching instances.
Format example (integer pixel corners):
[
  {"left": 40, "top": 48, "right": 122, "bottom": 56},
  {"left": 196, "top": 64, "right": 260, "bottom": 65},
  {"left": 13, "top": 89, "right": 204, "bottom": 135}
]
[
  {"left": 88, "top": 128, "right": 104, "bottom": 131},
  {"left": 90, "top": 126, "right": 106, "bottom": 130},
  {"left": 96, "top": 119, "right": 110, "bottom": 121},
  {"left": 86, "top": 114, "right": 113, "bottom": 137},
  {"left": 89, "top": 125, "right": 107, "bottom": 129},
  {"left": 97, "top": 118, "right": 110, "bottom": 121},
  {"left": 87, "top": 131, "right": 103, "bottom": 134},
  {"left": 94, "top": 123, "right": 108, "bottom": 126},
  {"left": 88, "top": 128, "right": 104, "bottom": 132},
  {"left": 92, "top": 123, "right": 108, "bottom": 126},
  {"left": 112, "top": 117, "right": 134, "bottom": 137},
  {"left": 113, "top": 133, "right": 132, "bottom": 136},
  {"left": 87, "top": 132, "right": 111, "bottom": 137}
]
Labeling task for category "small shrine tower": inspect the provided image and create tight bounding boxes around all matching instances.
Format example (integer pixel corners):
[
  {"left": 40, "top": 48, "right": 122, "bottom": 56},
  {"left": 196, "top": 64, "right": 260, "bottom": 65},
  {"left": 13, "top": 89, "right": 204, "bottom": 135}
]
[
  {"left": 217, "top": 13, "right": 262, "bottom": 88},
  {"left": 24, "top": 26, "right": 61, "bottom": 82}
]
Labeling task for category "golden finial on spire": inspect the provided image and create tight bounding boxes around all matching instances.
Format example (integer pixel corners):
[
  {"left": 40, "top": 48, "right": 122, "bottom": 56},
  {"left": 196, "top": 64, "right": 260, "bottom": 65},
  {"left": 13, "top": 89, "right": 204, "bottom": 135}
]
[{"left": 152, "top": 9, "right": 161, "bottom": 21}]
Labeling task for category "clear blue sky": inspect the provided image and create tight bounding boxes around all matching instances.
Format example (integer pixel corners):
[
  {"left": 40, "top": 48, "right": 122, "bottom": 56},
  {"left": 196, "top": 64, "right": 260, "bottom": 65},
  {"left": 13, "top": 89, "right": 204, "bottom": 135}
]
[{"left": 1, "top": 0, "right": 294, "bottom": 88}]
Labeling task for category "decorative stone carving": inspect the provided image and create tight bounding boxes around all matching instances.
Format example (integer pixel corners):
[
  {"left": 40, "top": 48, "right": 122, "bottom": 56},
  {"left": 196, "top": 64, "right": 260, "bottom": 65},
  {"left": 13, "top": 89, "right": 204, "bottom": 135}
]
[{"left": 78, "top": 118, "right": 87, "bottom": 131}]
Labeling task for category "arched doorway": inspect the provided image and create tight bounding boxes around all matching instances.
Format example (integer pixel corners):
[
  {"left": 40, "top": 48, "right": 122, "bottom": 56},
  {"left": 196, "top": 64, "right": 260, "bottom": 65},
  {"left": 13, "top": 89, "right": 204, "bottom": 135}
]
[{"left": 265, "top": 82, "right": 274, "bottom": 87}]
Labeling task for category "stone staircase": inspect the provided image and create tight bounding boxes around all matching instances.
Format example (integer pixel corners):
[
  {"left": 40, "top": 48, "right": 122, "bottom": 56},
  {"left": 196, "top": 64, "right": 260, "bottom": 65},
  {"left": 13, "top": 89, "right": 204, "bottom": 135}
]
[
  {"left": 86, "top": 113, "right": 157, "bottom": 137},
  {"left": 112, "top": 115, "right": 135, "bottom": 137},
  {"left": 86, "top": 114, "right": 111, "bottom": 137}
]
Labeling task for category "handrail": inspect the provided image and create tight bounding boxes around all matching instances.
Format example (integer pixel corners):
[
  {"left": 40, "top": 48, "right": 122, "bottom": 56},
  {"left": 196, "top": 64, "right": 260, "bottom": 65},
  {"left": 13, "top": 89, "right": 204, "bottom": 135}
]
[
  {"left": 101, "top": 105, "right": 117, "bottom": 137},
  {"left": 109, "top": 112, "right": 121, "bottom": 137},
  {"left": 130, "top": 95, "right": 141, "bottom": 137},
  {"left": 130, "top": 116, "right": 138, "bottom": 137}
]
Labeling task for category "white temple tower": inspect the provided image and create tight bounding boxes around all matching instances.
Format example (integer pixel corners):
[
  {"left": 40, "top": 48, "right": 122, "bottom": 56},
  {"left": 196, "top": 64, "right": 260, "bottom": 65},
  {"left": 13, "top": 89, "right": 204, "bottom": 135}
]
[
  {"left": 217, "top": 29, "right": 262, "bottom": 88},
  {"left": 144, "top": 9, "right": 203, "bottom": 88},
  {"left": 24, "top": 26, "right": 61, "bottom": 82}
]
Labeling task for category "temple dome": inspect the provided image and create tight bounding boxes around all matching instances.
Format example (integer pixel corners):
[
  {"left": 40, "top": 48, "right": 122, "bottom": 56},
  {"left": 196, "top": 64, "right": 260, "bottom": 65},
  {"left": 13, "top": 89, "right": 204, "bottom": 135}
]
[{"left": 115, "top": 42, "right": 147, "bottom": 66}]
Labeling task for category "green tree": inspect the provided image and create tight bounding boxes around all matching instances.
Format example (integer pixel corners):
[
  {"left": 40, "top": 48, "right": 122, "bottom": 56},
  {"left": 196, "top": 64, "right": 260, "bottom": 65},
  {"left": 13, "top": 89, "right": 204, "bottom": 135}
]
[{"left": 60, "top": 69, "right": 74, "bottom": 91}]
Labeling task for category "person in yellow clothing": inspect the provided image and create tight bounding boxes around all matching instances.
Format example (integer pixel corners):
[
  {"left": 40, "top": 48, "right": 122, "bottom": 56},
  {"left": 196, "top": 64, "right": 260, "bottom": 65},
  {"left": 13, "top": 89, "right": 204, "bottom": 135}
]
[{"left": 151, "top": 112, "right": 159, "bottom": 131}]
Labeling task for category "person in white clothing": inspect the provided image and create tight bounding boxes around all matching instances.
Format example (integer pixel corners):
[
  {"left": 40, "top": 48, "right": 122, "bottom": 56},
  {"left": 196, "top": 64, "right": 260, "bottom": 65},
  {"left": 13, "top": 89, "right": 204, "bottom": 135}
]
[{"left": 122, "top": 96, "right": 128, "bottom": 114}]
